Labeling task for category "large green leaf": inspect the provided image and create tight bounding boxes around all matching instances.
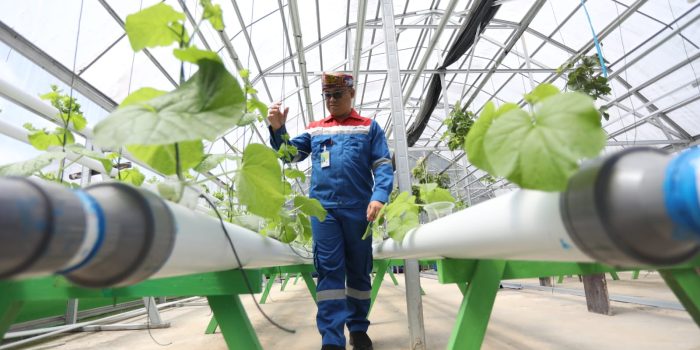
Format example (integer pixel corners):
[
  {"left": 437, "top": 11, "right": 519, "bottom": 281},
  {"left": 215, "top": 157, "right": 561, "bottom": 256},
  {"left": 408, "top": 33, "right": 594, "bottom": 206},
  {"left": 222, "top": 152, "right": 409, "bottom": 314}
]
[
  {"left": 464, "top": 102, "right": 518, "bottom": 174},
  {"left": 65, "top": 144, "right": 113, "bottom": 174},
  {"left": 293, "top": 195, "right": 327, "bottom": 221},
  {"left": 0, "top": 152, "right": 65, "bottom": 176},
  {"left": 524, "top": 83, "right": 560, "bottom": 105},
  {"left": 483, "top": 92, "right": 605, "bottom": 191},
  {"left": 125, "top": 3, "right": 185, "bottom": 51},
  {"left": 118, "top": 168, "right": 145, "bottom": 187},
  {"left": 126, "top": 141, "right": 204, "bottom": 175},
  {"left": 297, "top": 213, "right": 312, "bottom": 243},
  {"left": 93, "top": 59, "right": 246, "bottom": 148},
  {"left": 235, "top": 144, "right": 285, "bottom": 219}
]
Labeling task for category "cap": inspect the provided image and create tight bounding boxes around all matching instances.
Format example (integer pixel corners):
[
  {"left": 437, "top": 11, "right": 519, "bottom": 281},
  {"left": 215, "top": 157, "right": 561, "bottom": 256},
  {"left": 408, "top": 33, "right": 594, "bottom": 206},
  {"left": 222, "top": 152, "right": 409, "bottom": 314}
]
[{"left": 322, "top": 72, "right": 353, "bottom": 91}]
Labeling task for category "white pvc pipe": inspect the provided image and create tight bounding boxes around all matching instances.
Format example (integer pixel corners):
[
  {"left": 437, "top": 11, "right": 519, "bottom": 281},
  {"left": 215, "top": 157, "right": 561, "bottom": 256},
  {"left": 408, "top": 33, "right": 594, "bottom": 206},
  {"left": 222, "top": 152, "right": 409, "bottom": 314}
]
[
  {"left": 151, "top": 202, "right": 310, "bottom": 279},
  {"left": 373, "top": 190, "right": 594, "bottom": 262}
]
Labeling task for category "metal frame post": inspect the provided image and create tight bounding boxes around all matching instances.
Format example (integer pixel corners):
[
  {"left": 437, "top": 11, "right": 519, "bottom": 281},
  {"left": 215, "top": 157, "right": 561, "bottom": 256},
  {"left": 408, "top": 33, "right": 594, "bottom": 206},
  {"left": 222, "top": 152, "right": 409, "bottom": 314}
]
[{"left": 380, "top": 0, "right": 427, "bottom": 348}]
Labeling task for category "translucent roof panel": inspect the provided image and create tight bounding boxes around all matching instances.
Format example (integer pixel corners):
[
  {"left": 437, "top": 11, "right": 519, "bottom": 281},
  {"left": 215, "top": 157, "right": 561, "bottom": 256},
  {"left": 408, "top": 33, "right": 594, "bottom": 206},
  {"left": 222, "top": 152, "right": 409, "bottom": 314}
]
[{"left": 0, "top": 0, "right": 698, "bottom": 201}]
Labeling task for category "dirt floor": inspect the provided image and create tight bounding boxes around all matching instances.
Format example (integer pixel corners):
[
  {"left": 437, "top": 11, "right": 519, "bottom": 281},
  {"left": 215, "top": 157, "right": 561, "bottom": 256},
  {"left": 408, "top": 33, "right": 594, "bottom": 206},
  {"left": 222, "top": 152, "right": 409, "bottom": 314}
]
[{"left": 11, "top": 271, "right": 700, "bottom": 350}]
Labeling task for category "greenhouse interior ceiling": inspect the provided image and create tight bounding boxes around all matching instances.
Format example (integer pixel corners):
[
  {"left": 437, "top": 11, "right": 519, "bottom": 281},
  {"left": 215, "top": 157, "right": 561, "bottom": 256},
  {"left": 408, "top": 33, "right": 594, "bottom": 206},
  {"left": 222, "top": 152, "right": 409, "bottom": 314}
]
[{"left": 0, "top": 0, "right": 699, "bottom": 204}]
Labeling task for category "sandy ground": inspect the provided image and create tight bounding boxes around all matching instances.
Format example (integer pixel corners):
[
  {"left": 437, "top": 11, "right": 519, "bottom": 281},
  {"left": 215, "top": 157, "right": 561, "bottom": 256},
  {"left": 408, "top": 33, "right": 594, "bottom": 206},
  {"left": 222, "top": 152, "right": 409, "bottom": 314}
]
[{"left": 10, "top": 271, "right": 700, "bottom": 350}]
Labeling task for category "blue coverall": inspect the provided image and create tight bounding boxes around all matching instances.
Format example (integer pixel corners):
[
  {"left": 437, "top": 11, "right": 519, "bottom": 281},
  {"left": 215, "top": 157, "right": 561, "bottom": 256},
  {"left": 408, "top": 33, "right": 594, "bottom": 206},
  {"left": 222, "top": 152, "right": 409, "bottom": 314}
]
[{"left": 269, "top": 109, "right": 394, "bottom": 347}]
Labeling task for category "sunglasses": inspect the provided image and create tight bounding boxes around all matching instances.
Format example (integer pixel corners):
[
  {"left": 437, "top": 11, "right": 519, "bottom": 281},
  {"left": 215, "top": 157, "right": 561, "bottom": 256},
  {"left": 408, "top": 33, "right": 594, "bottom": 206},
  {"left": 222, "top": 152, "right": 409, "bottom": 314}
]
[{"left": 322, "top": 90, "right": 346, "bottom": 100}]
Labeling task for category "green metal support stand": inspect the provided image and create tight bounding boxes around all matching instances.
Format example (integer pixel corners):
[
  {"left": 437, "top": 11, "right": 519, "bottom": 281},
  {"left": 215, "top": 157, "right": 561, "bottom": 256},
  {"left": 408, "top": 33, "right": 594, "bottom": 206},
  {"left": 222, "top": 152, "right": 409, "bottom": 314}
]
[
  {"left": 259, "top": 273, "right": 278, "bottom": 304},
  {"left": 446, "top": 260, "right": 506, "bottom": 350},
  {"left": 658, "top": 267, "right": 700, "bottom": 325},
  {"left": 293, "top": 272, "right": 301, "bottom": 285},
  {"left": 0, "top": 269, "right": 263, "bottom": 349},
  {"left": 557, "top": 275, "right": 565, "bottom": 284},
  {"left": 300, "top": 272, "right": 317, "bottom": 303},
  {"left": 609, "top": 271, "right": 620, "bottom": 280},
  {"left": 632, "top": 270, "right": 640, "bottom": 279},
  {"left": 369, "top": 260, "right": 389, "bottom": 313},
  {"left": 205, "top": 315, "right": 219, "bottom": 334},
  {"left": 208, "top": 295, "right": 262, "bottom": 349},
  {"left": 281, "top": 273, "right": 290, "bottom": 291},
  {"left": 437, "top": 257, "right": 700, "bottom": 350},
  {"left": 388, "top": 268, "right": 399, "bottom": 286}
]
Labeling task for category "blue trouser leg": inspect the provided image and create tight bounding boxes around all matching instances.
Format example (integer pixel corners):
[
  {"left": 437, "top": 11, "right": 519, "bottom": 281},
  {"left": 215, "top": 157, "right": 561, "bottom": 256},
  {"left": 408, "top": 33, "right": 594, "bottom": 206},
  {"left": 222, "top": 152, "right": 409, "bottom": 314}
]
[
  {"left": 339, "top": 208, "right": 373, "bottom": 333},
  {"left": 313, "top": 209, "right": 347, "bottom": 347}
]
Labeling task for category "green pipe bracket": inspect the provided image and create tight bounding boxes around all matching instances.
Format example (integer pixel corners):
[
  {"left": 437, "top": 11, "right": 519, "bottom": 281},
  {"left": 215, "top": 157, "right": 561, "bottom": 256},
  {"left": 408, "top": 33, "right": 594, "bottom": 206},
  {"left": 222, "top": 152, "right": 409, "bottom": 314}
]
[
  {"left": 0, "top": 269, "right": 263, "bottom": 349},
  {"left": 437, "top": 256, "right": 700, "bottom": 350}
]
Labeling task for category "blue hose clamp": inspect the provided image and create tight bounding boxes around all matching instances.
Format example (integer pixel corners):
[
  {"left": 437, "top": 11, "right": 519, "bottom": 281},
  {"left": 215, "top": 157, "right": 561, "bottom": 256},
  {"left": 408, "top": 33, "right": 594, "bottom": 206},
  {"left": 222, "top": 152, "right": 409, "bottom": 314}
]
[{"left": 664, "top": 146, "right": 700, "bottom": 242}]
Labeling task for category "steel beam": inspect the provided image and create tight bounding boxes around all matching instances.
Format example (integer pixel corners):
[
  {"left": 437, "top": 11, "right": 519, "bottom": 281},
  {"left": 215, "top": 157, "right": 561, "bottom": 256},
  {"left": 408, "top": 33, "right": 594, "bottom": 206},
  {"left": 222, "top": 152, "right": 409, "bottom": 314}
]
[{"left": 288, "top": 0, "right": 315, "bottom": 123}]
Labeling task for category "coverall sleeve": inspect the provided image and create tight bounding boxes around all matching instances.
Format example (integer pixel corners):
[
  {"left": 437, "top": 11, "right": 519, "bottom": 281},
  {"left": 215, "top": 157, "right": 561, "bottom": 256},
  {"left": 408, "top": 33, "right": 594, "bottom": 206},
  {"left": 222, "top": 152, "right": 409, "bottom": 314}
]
[
  {"left": 268, "top": 124, "right": 311, "bottom": 163},
  {"left": 369, "top": 121, "right": 394, "bottom": 203}
]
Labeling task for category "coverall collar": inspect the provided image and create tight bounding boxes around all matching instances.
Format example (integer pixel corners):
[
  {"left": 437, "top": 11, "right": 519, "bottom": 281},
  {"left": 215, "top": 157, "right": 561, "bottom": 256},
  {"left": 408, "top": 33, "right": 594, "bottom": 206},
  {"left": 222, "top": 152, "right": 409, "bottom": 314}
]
[{"left": 323, "top": 109, "right": 362, "bottom": 123}]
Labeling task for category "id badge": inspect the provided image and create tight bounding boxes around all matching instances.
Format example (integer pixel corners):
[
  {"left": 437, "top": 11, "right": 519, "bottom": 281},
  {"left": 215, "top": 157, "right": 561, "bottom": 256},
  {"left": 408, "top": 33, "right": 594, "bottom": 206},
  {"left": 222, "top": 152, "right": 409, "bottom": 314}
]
[{"left": 320, "top": 146, "right": 330, "bottom": 168}]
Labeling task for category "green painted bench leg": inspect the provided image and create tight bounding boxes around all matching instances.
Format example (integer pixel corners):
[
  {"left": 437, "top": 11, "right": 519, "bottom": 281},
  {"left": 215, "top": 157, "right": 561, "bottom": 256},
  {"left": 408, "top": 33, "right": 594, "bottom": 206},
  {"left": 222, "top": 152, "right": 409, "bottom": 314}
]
[
  {"left": 281, "top": 273, "right": 290, "bottom": 291},
  {"left": 447, "top": 260, "right": 506, "bottom": 350},
  {"left": 369, "top": 260, "right": 388, "bottom": 314},
  {"left": 557, "top": 275, "right": 564, "bottom": 284},
  {"left": 609, "top": 271, "right": 620, "bottom": 280},
  {"left": 0, "top": 298, "right": 23, "bottom": 340},
  {"left": 260, "top": 273, "right": 278, "bottom": 304},
  {"left": 293, "top": 272, "right": 301, "bottom": 285},
  {"left": 207, "top": 295, "right": 262, "bottom": 349},
  {"left": 204, "top": 315, "right": 218, "bottom": 334},
  {"left": 457, "top": 282, "right": 468, "bottom": 295},
  {"left": 659, "top": 267, "right": 700, "bottom": 326},
  {"left": 632, "top": 270, "right": 640, "bottom": 279},
  {"left": 388, "top": 268, "right": 399, "bottom": 286},
  {"left": 301, "top": 272, "right": 317, "bottom": 303}
]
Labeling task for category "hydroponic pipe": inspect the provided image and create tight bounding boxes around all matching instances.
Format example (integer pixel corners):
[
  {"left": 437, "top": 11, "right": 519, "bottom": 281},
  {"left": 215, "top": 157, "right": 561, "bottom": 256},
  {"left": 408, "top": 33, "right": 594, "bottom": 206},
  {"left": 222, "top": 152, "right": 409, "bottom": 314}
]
[
  {"left": 374, "top": 147, "right": 700, "bottom": 267},
  {"left": 0, "top": 178, "right": 307, "bottom": 287}
]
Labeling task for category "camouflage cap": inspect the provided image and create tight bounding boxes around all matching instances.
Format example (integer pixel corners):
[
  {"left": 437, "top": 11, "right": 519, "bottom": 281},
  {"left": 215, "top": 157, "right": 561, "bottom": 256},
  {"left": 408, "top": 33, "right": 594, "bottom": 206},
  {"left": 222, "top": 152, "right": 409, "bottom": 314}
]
[{"left": 321, "top": 72, "right": 353, "bottom": 91}]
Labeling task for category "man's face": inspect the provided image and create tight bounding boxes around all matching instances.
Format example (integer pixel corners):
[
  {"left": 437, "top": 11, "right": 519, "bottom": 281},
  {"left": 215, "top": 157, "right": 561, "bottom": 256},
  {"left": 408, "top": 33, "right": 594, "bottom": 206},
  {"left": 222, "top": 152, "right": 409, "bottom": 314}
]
[{"left": 323, "top": 88, "right": 355, "bottom": 117}]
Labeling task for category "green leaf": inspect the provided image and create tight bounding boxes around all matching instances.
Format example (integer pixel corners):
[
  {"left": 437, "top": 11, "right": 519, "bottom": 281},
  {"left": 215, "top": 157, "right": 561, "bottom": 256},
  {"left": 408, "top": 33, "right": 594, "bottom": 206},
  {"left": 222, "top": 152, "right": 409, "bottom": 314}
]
[
  {"left": 120, "top": 87, "right": 167, "bottom": 107},
  {"left": 524, "top": 83, "right": 560, "bottom": 105},
  {"left": 279, "top": 221, "right": 299, "bottom": 243},
  {"left": 284, "top": 168, "right": 306, "bottom": 182},
  {"left": 418, "top": 183, "right": 456, "bottom": 204},
  {"left": 124, "top": 3, "right": 185, "bottom": 51},
  {"left": 93, "top": 59, "right": 246, "bottom": 148},
  {"left": 66, "top": 113, "right": 87, "bottom": 131},
  {"left": 235, "top": 144, "right": 285, "bottom": 219},
  {"left": 173, "top": 46, "right": 221, "bottom": 64},
  {"left": 118, "top": 168, "right": 146, "bottom": 187},
  {"left": 65, "top": 144, "right": 113, "bottom": 174},
  {"left": 126, "top": 141, "right": 204, "bottom": 175},
  {"left": 297, "top": 213, "right": 312, "bottom": 243},
  {"left": 465, "top": 102, "right": 518, "bottom": 174},
  {"left": 194, "top": 154, "right": 239, "bottom": 173},
  {"left": 0, "top": 152, "right": 65, "bottom": 176},
  {"left": 383, "top": 191, "right": 420, "bottom": 242},
  {"left": 25, "top": 125, "right": 75, "bottom": 150},
  {"left": 483, "top": 92, "right": 605, "bottom": 191},
  {"left": 239, "top": 69, "right": 250, "bottom": 79},
  {"left": 200, "top": 0, "right": 224, "bottom": 30},
  {"left": 247, "top": 98, "right": 268, "bottom": 118},
  {"left": 293, "top": 195, "right": 327, "bottom": 221}
]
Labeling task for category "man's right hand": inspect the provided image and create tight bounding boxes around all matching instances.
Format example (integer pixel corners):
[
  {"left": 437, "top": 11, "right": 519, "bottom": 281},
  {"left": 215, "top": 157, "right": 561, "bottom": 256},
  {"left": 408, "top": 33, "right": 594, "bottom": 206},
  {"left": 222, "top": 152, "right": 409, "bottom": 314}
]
[{"left": 268, "top": 102, "right": 289, "bottom": 131}]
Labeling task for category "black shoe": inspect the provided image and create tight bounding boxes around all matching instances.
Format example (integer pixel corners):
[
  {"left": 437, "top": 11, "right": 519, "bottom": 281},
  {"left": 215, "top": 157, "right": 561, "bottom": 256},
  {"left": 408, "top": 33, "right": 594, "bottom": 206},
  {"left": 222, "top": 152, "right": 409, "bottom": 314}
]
[
  {"left": 321, "top": 345, "right": 345, "bottom": 350},
  {"left": 349, "top": 332, "right": 373, "bottom": 350}
]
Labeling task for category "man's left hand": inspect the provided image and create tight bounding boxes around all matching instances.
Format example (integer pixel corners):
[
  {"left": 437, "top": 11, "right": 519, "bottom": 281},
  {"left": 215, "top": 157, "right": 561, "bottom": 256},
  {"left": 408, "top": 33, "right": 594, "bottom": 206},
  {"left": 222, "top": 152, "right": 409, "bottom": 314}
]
[{"left": 367, "top": 201, "right": 384, "bottom": 222}]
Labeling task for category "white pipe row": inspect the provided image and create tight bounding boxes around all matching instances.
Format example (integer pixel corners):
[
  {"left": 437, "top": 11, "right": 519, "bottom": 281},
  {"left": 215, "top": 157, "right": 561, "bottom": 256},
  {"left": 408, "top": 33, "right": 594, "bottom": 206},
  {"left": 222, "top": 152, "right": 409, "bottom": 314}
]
[{"left": 373, "top": 190, "right": 593, "bottom": 262}]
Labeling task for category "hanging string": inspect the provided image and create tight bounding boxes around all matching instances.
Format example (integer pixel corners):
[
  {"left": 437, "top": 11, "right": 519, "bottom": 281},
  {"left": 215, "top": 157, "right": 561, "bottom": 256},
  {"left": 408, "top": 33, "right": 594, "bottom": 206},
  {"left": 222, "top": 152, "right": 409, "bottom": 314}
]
[
  {"left": 613, "top": 1, "right": 637, "bottom": 145},
  {"left": 667, "top": 0, "right": 700, "bottom": 96},
  {"left": 580, "top": 0, "right": 608, "bottom": 78}
]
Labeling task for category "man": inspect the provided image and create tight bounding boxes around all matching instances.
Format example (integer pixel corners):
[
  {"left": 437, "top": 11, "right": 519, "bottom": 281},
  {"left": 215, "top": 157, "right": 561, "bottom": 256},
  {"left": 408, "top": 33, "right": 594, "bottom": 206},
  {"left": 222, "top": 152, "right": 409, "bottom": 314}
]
[{"left": 267, "top": 72, "right": 393, "bottom": 350}]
